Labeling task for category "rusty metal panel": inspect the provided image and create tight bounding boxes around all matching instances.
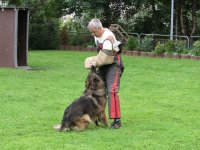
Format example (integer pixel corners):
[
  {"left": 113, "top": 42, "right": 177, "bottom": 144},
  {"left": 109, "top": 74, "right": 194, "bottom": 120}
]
[
  {"left": 0, "top": 8, "right": 29, "bottom": 68},
  {"left": 0, "top": 8, "right": 17, "bottom": 68}
]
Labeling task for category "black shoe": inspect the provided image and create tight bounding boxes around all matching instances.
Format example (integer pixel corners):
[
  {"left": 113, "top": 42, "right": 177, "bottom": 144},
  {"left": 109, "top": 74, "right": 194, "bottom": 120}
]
[{"left": 110, "top": 120, "right": 121, "bottom": 129}]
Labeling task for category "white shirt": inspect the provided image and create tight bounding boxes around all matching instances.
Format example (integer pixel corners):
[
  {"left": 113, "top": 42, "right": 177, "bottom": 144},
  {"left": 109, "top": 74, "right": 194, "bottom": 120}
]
[{"left": 94, "top": 28, "right": 120, "bottom": 52}]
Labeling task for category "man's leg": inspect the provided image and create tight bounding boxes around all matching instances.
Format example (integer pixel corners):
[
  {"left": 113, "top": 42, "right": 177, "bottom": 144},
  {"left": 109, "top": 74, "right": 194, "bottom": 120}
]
[{"left": 106, "top": 65, "right": 122, "bottom": 128}]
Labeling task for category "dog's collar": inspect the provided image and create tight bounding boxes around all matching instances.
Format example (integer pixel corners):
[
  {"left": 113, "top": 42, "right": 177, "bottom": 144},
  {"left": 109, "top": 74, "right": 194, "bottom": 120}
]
[{"left": 86, "top": 89, "right": 106, "bottom": 96}]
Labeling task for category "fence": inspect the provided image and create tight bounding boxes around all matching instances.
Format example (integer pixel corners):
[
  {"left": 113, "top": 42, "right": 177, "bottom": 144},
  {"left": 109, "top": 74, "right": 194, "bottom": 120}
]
[
  {"left": 140, "top": 33, "right": 190, "bottom": 49},
  {"left": 64, "top": 32, "right": 200, "bottom": 49}
]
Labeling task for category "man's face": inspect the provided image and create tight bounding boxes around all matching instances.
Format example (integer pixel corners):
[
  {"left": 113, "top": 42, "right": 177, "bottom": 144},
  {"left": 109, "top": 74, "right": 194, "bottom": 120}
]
[{"left": 89, "top": 27, "right": 101, "bottom": 38}]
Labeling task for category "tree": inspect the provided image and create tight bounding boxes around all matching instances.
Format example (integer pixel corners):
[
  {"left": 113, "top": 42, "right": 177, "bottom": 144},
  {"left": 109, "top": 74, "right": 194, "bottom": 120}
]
[
  {"left": 62, "top": 0, "right": 140, "bottom": 27},
  {"left": 176, "top": 0, "right": 200, "bottom": 36},
  {"left": 3, "top": 0, "right": 61, "bottom": 49},
  {"left": 2, "top": 0, "right": 200, "bottom": 49}
]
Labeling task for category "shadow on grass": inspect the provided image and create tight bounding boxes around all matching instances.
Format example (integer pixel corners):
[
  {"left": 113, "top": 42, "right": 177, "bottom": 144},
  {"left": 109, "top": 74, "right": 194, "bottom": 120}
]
[{"left": 17, "top": 66, "right": 49, "bottom": 71}]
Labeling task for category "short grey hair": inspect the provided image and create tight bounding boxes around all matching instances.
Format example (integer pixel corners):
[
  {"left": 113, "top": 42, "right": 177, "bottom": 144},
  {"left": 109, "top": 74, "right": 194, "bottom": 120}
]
[{"left": 87, "top": 19, "right": 103, "bottom": 30}]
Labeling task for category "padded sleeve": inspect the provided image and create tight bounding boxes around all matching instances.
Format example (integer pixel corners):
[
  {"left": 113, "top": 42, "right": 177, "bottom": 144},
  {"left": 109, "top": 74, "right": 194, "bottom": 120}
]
[{"left": 95, "top": 50, "right": 114, "bottom": 67}]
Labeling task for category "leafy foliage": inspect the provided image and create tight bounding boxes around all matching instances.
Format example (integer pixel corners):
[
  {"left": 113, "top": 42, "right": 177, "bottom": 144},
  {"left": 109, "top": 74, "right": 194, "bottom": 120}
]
[
  {"left": 154, "top": 42, "right": 166, "bottom": 54},
  {"left": 174, "top": 40, "right": 186, "bottom": 54},
  {"left": 59, "top": 23, "right": 69, "bottom": 45},
  {"left": 164, "top": 40, "right": 175, "bottom": 54},
  {"left": 153, "top": 40, "right": 189, "bottom": 55},
  {"left": 29, "top": 16, "right": 60, "bottom": 50},
  {"left": 125, "top": 36, "right": 138, "bottom": 51},
  {"left": 192, "top": 40, "right": 200, "bottom": 56},
  {"left": 138, "top": 35, "right": 154, "bottom": 52},
  {"left": 1, "top": 0, "right": 200, "bottom": 49}
]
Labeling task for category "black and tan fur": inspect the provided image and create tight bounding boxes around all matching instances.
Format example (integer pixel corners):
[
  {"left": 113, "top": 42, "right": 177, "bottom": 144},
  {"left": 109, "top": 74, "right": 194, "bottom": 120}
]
[{"left": 57, "top": 66, "right": 109, "bottom": 131}]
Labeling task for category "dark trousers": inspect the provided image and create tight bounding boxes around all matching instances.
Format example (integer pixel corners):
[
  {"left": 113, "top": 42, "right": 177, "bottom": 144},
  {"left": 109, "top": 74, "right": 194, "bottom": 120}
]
[{"left": 98, "top": 54, "right": 124, "bottom": 119}]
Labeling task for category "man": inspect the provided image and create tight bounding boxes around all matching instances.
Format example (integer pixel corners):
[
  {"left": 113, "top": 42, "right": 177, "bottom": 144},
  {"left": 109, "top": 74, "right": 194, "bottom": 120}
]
[{"left": 85, "top": 18, "right": 124, "bottom": 129}]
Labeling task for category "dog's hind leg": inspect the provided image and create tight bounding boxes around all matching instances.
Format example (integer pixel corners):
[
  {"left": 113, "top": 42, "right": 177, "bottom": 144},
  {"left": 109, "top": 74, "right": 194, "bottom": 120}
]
[{"left": 73, "top": 114, "right": 92, "bottom": 131}]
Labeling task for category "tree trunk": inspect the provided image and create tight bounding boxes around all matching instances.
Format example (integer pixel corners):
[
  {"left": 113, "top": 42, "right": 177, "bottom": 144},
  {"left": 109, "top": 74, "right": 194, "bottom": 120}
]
[
  {"left": 191, "top": 0, "right": 197, "bottom": 36},
  {"left": 151, "top": 0, "right": 157, "bottom": 33},
  {"left": 103, "top": 2, "right": 112, "bottom": 28},
  {"left": 179, "top": 0, "right": 186, "bottom": 35}
]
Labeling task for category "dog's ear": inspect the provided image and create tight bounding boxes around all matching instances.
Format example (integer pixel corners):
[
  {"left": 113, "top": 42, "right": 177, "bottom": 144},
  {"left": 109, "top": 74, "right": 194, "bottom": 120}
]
[{"left": 91, "top": 65, "right": 96, "bottom": 73}]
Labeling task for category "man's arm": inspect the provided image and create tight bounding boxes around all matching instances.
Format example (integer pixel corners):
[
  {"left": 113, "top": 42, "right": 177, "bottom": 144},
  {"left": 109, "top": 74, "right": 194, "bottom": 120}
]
[{"left": 85, "top": 36, "right": 115, "bottom": 69}]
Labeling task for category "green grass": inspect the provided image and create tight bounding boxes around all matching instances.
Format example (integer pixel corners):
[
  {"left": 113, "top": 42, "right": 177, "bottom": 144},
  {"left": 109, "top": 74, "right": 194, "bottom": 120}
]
[{"left": 1, "top": 50, "right": 200, "bottom": 150}]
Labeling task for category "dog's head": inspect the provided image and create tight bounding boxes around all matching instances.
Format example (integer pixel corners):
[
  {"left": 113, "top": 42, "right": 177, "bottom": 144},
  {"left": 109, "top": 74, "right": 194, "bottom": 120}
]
[{"left": 85, "top": 66, "right": 105, "bottom": 91}]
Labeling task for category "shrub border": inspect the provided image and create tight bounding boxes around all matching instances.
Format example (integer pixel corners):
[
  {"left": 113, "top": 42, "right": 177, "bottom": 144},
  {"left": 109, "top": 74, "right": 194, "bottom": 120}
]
[{"left": 61, "top": 45, "right": 200, "bottom": 61}]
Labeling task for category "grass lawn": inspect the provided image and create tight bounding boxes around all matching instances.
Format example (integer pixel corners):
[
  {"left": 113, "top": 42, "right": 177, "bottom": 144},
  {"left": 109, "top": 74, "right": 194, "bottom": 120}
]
[{"left": 1, "top": 50, "right": 200, "bottom": 150}]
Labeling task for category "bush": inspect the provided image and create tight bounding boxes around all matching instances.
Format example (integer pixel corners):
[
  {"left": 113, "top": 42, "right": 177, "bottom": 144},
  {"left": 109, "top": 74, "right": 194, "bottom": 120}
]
[
  {"left": 154, "top": 40, "right": 187, "bottom": 55},
  {"left": 154, "top": 42, "right": 166, "bottom": 54},
  {"left": 192, "top": 40, "right": 200, "bottom": 56},
  {"left": 174, "top": 40, "right": 186, "bottom": 54},
  {"left": 29, "top": 19, "right": 59, "bottom": 50},
  {"left": 138, "top": 35, "right": 153, "bottom": 52},
  {"left": 69, "top": 34, "right": 81, "bottom": 46},
  {"left": 165, "top": 40, "right": 175, "bottom": 54},
  {"left": 182, "top": 48, "right": 190, "bottom": 55},
  {"left": 125, "top": 36, "right": 138, "bottom": 51},
  {"left": 67, "top": 33, "right": 94, "bottom": 46},
  {"left": 164, "top": 40, "right": 186, "bottom": 55},
  {"left": 59, "top": 24, "right": 69, "bottom": 45}
]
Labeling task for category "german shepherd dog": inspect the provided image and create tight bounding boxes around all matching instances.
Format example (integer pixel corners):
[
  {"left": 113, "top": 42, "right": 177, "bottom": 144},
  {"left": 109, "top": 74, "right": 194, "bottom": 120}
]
[{"left": 53, "top": 66, "right": 110, "bottom": 131}]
